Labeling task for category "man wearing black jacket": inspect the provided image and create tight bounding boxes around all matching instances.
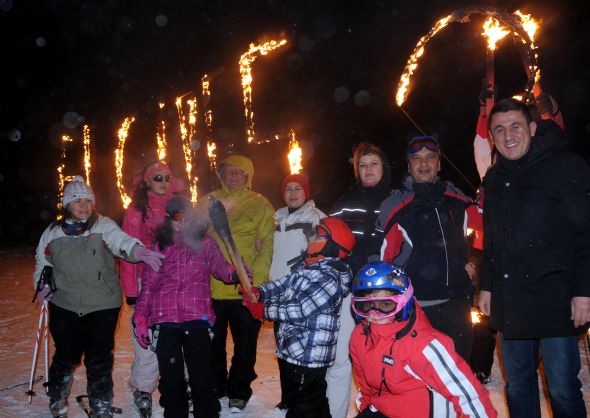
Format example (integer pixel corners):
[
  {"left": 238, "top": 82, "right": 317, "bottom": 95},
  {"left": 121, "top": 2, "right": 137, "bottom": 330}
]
[
  {"left": 479, "top": 98, "right": 590, "bottom": 418},
  {"left": 376, "top": 136, "right": 475, "bottom": 361}
]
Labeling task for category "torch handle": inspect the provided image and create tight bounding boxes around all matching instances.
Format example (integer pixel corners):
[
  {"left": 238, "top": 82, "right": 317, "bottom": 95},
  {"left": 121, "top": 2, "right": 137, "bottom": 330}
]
[
  {"left": 485, "top": 49, "right": 495, "bottom": 117},
  {"left": 220, "top": 236, "right": 253, "bottom": 294}
]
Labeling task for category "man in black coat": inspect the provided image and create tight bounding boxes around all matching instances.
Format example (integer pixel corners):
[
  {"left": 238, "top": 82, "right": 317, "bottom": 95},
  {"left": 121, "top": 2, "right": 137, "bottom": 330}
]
[
  {"left": 377, "top": 136, "right": 476, "bottom": 361},
  {"left": 479, "top": 98, "right": 590, "bottom": 418}
]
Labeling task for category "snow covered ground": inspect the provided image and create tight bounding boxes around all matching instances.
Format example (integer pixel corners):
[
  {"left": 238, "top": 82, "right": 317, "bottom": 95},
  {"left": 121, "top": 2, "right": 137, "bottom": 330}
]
[{"left": 1, "top": 250, "right": 590, "bottom": 418}]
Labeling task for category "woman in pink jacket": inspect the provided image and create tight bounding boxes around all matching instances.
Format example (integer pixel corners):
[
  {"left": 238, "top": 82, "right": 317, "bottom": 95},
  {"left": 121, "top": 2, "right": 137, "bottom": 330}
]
[
  {"left": 120, "top": 161, "right": 184, "bottom": 415},
  {"left": 133, "top": 196, "right": 243, "bottom": 418}
]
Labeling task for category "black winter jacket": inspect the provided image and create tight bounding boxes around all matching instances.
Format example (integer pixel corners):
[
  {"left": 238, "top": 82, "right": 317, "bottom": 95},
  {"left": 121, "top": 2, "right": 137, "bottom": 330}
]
[
  {"left": 481, "top": 120, "right": 590, "bottom": 338},
  {"left": 376, "top": 176, "right": 474, "bottom": 301}
]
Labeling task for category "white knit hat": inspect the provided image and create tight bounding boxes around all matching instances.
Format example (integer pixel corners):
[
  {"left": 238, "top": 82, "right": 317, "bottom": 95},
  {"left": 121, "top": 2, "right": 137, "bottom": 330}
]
[{"left": 62, "top": 175, "right": 95, "bottom": 207}]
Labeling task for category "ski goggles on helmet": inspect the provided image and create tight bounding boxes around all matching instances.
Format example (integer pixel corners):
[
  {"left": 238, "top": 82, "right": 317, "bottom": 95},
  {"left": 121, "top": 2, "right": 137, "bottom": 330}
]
[
  {"left": 407, "top": 136, "right": 440, "bottom": 156},
  {"left": 152, "top": 174, "right": 171, "bottom": 183},
  {"left": 352, "top": 284, "right": 414, "bottom": 320}
]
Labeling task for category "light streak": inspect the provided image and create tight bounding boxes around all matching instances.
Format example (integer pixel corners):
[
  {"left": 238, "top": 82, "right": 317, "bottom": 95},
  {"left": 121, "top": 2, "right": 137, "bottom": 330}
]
[
  {"left": 156, "top": 102, "right": 167, "bottom": 161},
  {"left": 56, "top": 135, "right": 74, "bottom": 219},
  {"left": 287, "top": 130, "right": 302, "bottom": 174},
  {"left": 207, "top": 141, "right": 217, "bottom": 171},
  {"left": 239, "top": 39, "right": 288, "bottom": 143},
  {"left": 176, "top": 97, "right": 198, "bottom": 204},
  {"left": 82, "top": 125, "right": 92, "bottom": 188},
  {"left": 115, "top": 117, "right": 135, "bottom": 209}
]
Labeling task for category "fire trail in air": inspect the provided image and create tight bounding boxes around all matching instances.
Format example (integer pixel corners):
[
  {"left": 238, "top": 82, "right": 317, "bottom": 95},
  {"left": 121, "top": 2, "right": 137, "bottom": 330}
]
[{"left": 115, "top": 117, "right": 135, "bottom": 209}]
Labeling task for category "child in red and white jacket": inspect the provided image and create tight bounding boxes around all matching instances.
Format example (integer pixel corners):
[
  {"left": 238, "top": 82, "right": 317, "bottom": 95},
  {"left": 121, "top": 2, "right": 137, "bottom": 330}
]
[{"left": 349, "top": 261, "right": 497, "bottom": 418}]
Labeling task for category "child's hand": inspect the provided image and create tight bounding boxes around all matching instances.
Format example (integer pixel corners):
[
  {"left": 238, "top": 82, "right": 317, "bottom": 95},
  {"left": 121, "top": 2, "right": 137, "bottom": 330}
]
[
  {"left": 242, "top": 300, "right": 264, "bottom": 321},
  {"left": 132, "top": 314, "right": 151, "bottom": 349},
  {"left": 238, "top": 286, "right": 260, "bottom": 303}
]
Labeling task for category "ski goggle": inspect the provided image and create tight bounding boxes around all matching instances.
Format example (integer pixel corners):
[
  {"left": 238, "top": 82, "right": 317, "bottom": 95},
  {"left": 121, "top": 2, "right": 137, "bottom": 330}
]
[
  {"left": 152, "top": 174, "right": 171, "bottom": 183},
  {"left": 352, "top": 285, "right": 413, "bottom": 320},
  {"left": 407, "top": 136, "right": 440, "bottom": 155}
]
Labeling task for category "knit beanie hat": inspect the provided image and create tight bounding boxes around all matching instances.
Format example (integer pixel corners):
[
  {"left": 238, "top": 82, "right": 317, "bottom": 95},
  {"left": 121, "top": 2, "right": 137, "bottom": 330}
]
[
  {"left": 166, "top": 195, "right": 191, "bottom": 218},
  {"left": 282, "top": 173, "right": 311, "bottom": 200},
  {"left": 62, "top": 175, "right": 95, "bottom": 207}
]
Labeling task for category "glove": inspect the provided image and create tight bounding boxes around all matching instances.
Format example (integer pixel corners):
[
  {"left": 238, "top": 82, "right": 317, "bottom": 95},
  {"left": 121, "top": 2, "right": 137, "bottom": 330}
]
[
  {"left": 238, "top": 286, "right": 261, "bottom": 304},
  {"left": 126, "top": 296, "right": 137, "bottom": 306},
  {"left": 132, "top": 314, "right": 150, "bottom": 349},
  {"left": 478, "top": 79, "right": 495, "bottom": 106},
  {"left": 535, "top": 92, "right": 558, "bottom": 116},
  {"left": 243, "top": 300, "right": 264, "bottom": 321},
  {"left": 132, "top": 245, "right": 166, "bottom": 272},
  {"left": 37, "top": 285, "right": 53, "bottom": 302}
]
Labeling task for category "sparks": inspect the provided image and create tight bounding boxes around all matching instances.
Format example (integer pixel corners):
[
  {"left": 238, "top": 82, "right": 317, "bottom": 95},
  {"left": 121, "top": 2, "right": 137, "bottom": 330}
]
[
  {"left": 82, "top": 124, "right": 92, "bottom": 188},
  {"left": 115, "top": 117, "right": 135, "bottom": 209},
  {"left": 287, "top": 131, "right": 302, "bottom": 174},
  {"left": 56, "top": 135, "right": 74, "bottom": 219},
  {"left": 156, "top": 102, "right": 167, "bottom": 161},
  {"left": 239, "top": 39, "right": 288, "bottom": 143},
  {"left": 396, "top": 15, "right": 452, "bottom": 107},
  {"left": 482, "top": 17, "right": 510, "bottom": 51},
  {"left": 176, "top": 97, "right": 199, "bottom": 204}
]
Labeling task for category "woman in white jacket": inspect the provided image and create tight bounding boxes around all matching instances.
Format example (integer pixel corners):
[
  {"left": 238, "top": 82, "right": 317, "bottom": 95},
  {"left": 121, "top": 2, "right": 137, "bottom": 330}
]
[{"left": 268, "top": 173, "right": 325, "bottom": 410}]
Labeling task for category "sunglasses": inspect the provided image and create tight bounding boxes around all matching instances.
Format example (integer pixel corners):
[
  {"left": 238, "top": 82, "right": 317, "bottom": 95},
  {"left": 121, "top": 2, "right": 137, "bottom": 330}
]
[
  {"left": 152, "top": 174, "right": 171, "bottom": 183},
  {"left": 408, "top": 136, "right": 440, "bottom": 155}
]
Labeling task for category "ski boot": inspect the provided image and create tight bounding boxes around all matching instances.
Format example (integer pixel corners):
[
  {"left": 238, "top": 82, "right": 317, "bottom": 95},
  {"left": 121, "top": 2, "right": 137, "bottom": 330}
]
[
  {"left": 49, "top": 398, "right": 68, "bottom": 418},
  {"left": 133, "top": 390, "right": 152, "bottom": 418},
  {"left": 89, "top": 397, "right": 121, "bottom": 418}
]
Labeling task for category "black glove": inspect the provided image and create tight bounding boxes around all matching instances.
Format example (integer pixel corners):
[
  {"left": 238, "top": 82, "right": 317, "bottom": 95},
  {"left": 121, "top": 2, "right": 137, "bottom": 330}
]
[
  {"left": 230, "top": 271, "right": 240, "bottom": 284},
  {"left": 535, "top": 92, "right": 558, "bottom": 116},
  {"left": 126, "top": 296, "right": 137, "bottom": 306},
  {"left": 478, "top": 79, "right": 496, "bottom": 106}
]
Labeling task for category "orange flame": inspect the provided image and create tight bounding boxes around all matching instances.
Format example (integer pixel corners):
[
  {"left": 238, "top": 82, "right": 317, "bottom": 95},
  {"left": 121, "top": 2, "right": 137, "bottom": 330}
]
[
  {"left": 202, "top": 74, "right": 214, "bottom": 140},
  {"left": 156, "top": 102, "right": 167, "bottom": 161},
  {"left": 207, "top": 141, "right": 217, "bottom": 170},
  {"left": 82, "top": 125, "right": 92, "bottom": 188},
  {"left": 482, "top": 17, "right": 510, "bottom": 51},
  {"left": 115, "top": 117, "right": 135, "bottom": 209},
  {"left": 239, "top": 39, "right": 288, "bottom": 143},
  {"left": 396, "top": 15, "right": 452, "bottom": 107},
  {"left": 287, "top": 131, "right": 302, "bottom": 174},
  {"left": 513, "top": 10, "right": 541, "bottom": 82},
  {"left": 56, "top": 135, "right": 74, "bottom": 218},
  {"left": 471, "top": 307, "right": 482, "bottom": 324},
  {"left": 175, "top": 97, "right": 198, "bottom": 204}
]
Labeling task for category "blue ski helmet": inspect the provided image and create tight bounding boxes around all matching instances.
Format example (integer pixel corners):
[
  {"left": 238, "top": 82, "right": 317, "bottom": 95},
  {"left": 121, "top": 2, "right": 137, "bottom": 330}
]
[{"left": 352, "top": 261, "right": 414, "bottom": 321}]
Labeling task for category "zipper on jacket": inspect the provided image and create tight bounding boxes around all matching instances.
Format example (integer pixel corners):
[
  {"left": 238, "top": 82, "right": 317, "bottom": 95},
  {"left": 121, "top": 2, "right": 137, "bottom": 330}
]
[
  {"left": 434, "top": 208, "right": 449, "bottom": 286},
  {"left": 98, "top": 271, "right": 114, "bottom": 294}
]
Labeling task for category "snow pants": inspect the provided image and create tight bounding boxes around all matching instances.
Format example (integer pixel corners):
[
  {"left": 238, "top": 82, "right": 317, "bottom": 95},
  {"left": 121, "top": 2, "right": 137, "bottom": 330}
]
[
  {"left": 279, "top": 359, "right": 331, "bottom": 418},
  {"left": 326, "top": 293, "right": 354, "bottom": 418},
  {"left": 155, "top": 322, "right": 220, "bottom": 418},
  {"left": 48, "top": 303, "right": 120, "bottom": 403},
  {"left": 129, "top": 308, "right": 159, "bottom": 393},
  {"left": 211, "top": 299, "right": 261, "bottom": 401}
]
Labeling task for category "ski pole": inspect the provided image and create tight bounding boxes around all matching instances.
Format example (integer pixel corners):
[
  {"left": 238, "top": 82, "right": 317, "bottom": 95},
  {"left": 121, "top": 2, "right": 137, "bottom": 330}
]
[
  {"left": 26, "top": 301, "right": 47, "bottom": 403},
  {"left": 43, "top": 300, "right": 49, "bottom": 395}
]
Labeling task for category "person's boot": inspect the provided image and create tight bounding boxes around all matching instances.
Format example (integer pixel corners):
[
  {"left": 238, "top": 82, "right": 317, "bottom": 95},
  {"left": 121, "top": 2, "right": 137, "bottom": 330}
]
[
  {"left": 48, "top": 374, "right": 73, "bottom": 418},
  {"left": 89, "top": 398, "right": 114, "bottom": 418},
  {"left": 49, "top": 399, "right": 68, "bottom": 418},
  {"left": 133, "top": 390, "right": 152, "bottom": 418}
]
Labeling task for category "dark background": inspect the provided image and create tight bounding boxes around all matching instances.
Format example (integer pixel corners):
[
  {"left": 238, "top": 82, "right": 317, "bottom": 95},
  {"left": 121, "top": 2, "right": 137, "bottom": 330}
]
[{"left": 1, "top": 0, "right": 588, "bottom": 248}]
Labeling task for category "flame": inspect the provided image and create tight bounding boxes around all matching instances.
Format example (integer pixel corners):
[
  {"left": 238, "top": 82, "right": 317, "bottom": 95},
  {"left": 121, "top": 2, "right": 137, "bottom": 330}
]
[
  {"left": 156, "top": 102, "right": 167, "bottom": 161},
  {"left": 202, "top": 74, "right": 214, "bottom": 140},
  {"left": 115, "top": 117, "right": 135, "bottom": 209},
  {"left": 396, "top": 15, "right": 452, "bottom": 107},
  {"left": 176, "top": 97, "right": 199, "bottom": 204},
  {"left": 513, "top": 10, "right": 539, "bottom": 42},
  {"left": 239, "top": 39, "right": 288, "bottom": 143},
  {"left": 82, "top": 124, "right": 92, "bottom": 188},
  {"left": 207, "top": 141, "right": 217, "bottom": 170},
  {"left": 287, "top": 131, "right": 302, "bottom": 174},
  {"left": 482, "top": 17, "right": 510, "bottom": 51},
  {"left": 471, "top": 307, "right": 482, "bottom": 324},
  {"left": 56, "top": 135, "right": 74, "bottom": 218}
]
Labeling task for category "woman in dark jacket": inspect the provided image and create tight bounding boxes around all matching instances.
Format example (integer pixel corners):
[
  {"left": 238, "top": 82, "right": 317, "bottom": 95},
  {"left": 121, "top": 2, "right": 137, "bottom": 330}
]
[{"left": 326, "top": 142, "right": 392, "bottom": 418}]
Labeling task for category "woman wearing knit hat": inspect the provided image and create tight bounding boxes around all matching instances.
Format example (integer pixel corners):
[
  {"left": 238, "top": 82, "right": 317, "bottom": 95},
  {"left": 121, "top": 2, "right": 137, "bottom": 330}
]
[
  {"left": 327, "top": 142, "right": 392, "bottom": 418},
  {"left": 33, "top": 176, "right": 165, "bottom": 418},
  {"left": 119, "top": 160, "right": 184, "bottom": 416},
  {"left": 269, "top": 173, "right": 326, "bottom": 411}
]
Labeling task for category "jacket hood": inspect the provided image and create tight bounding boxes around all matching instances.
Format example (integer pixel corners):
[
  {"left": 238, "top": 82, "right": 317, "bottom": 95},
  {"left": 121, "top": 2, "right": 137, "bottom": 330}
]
[{"left": 216, "top": 155, "right": 254, "bottom": 191}]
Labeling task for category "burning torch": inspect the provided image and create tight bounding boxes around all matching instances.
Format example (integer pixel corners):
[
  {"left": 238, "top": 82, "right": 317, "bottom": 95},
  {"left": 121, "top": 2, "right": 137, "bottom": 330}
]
[{"left": 482, "top": 16, "right": 509, "bottom": 117}]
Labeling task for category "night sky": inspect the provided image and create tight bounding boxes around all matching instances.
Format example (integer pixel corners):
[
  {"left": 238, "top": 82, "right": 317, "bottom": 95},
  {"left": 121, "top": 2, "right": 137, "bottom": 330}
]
[{"left": 1, "top": 0, "right": 588, "bottom": 248}]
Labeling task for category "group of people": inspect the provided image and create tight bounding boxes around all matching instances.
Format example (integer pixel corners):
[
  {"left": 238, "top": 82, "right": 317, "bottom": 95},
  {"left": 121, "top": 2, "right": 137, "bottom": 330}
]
[{"left": 33, "top": 96, "right": 590, "bottom": 418}]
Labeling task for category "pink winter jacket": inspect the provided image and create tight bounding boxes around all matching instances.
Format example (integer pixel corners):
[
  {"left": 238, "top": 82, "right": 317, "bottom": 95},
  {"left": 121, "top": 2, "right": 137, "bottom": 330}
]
[
  {"left": 134, "top": 233, "right": 236, "bottom": 326},
  {"left": 120, "top": 190, "right": 175, "bottom": 298}
]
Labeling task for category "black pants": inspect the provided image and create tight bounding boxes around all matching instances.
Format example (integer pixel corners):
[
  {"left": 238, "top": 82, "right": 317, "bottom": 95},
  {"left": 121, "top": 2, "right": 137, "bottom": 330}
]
[
  {"left": 154, "top": 322, "right": 219, "bottom": 418},
  {"left": 470, "top": 315, "right": 497, "bottom": 376},
  {"left": 48, "top": 303, "right": 120, "bottom": 402},
  {"left": 274, "top": 321, "right": 289, "bottom": 406},
  {"left": 211, "top": 299, "right": 261, "bottom": 401},
  {"left": 421, "top": 294, "right": 473, "bottom": 362},
  {"left": 279, "top": 359, "right": 331, "bottom": 418}
]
